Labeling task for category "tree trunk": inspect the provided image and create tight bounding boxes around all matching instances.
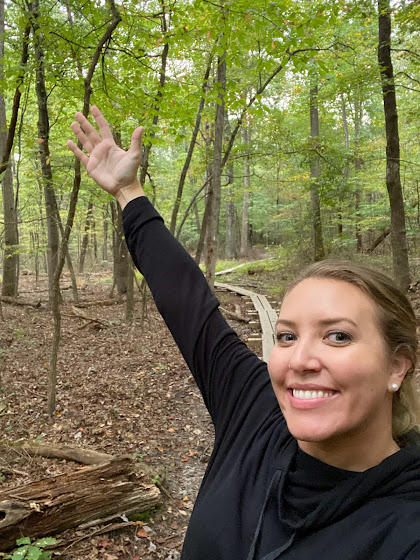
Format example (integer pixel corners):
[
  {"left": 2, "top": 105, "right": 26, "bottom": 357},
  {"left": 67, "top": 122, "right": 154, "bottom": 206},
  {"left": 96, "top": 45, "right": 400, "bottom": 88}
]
[
  {"left": 225, "top": 114, "right": 236, "bottom": 259},
  {"left": 48, "top": 0, "right": 122, "bottom": 415},
  {"left": 111, "top": 201, "right": 128, "bottom": 296},
  {"left": 204, "top": 50, "right": 226, "bottom": 290},
  {"left": 0, "top": 456, "right": 161, "bottom": 551},
  {"left": 79, "top": 197, "right": 94, "bottom": 273},
  {"left": 169, "top": 54, "right": 212, "bottom": 234},
  {"left": 0, "top": 118, "right": 18, "bottom": 298},
  {"left": 31, "top": 0, "right": 60, "bottom": 304},
  {"left": 338, "top": 93, "right": 350, "bottom": 238},
  {"left": 139, "top": 5, "right": 169, "bottom": 187},
  {"left": 240, "top": 126, "right": 251, "bottom": 257},
  {"left": 0, "top": 2, "right": 28, "bottom": 297},
  {"left": 354, "top": 99, "right": 363, "bottom": 252},
  {"left": 309, "top": 81, "right": 325, "bottom": 262},
  {"left": 125, "top": 257, "right": 134, "bottom": 322},
  {"left": 378, "top": 0, "right": 410, "bottom": 290},
  {"left": 225, "top": 183, "right": 237, "bottom": 259},
  {"left": 0, "top": 16, "right": 30, "bottom": 179},
  {"left": 103, "top": 210, "right": 109, "bottom": 261}
]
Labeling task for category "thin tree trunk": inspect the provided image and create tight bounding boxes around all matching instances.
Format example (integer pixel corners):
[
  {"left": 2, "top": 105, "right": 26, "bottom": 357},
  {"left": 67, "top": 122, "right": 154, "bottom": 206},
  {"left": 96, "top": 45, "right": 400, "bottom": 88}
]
[
  {"left": 338, "top": 93, "right": 350, "bottom": 237},
  {"left": 240, "top": 126, "right": 251, "bottom": 257},
  {"left": 79, "top": 198, "right": 94, "bottom": 273},
  {"left": 378, "top": 0, "right": 410, "bottom": 289},
  {"left": 52, "top": 196, "right": 79, "bottom": 303},
  {"left": 309, "top": 81, "right": 325, "bottom": 262},
  {"left": 225, "top": 182, "right": 236, "bottom": 259},
  {"left": 103, "top": 210, "right": 108, "bottom": 261},
  {"left": 169, "top": 54, "right": 212, "bottom": 234},
  {"left": 176, "top": 181, "right": 208, "bottom": 240},
  {"left": 125, "top": 257, "right": 134, "bottom": 322},
  {"left": 111, "top": 130, "right": 129, "bottom": 295},
  {"left": 139, "top": 4, "right": 169, "bottom": 186},
  {"left": 354, "top": 100, "right": 363, "bottom": 252},
  {"left": 0, "top": 19, "right": 30, "bottom": 179},
  {"left": 0, "top": 4, "right": 29, "bottom": 296},
  {"left": 204, "top": 48, "right": 226, "bottom": 290},
  {"left": 31, "top": 0, "right": 60, "bottom": 304},
  {"left": 0, "top": 2, "right": 18, "bottom": 297},
  {"left": 48, "top": 0, "right": 122, "bottom": 415},
  {"left": 225, "top": 114, "right": 236, "bottom": 259},
  {"left": 111, "top": 201, "right": 128, "bottom": 296}
]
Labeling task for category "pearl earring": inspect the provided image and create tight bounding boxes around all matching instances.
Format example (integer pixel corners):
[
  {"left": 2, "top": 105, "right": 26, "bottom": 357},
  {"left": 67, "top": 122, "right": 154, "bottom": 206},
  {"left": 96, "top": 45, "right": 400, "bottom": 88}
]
[{"left": 391, "top": 383, "right": 399, "bottom": 392}]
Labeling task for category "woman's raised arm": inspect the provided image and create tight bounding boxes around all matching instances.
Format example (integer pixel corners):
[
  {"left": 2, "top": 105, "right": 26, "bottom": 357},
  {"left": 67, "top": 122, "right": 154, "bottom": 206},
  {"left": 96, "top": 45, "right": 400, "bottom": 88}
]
[
  {"left": 67, "top": 106, "right": 145, "bottom": 209},
  {"left": 67, "top": 107, "right": 267, "bottom": 429}
]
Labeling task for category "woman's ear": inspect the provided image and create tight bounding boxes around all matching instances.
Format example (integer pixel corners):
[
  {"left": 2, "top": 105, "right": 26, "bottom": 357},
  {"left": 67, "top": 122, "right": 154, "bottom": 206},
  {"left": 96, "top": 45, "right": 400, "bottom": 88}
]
[{"left": 388, "top": 356, "right": 412, "bottom": 392}]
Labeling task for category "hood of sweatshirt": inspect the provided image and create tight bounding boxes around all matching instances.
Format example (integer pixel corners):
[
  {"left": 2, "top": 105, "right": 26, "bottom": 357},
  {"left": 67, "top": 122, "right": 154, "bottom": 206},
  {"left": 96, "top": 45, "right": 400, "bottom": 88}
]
[
  {"left": 300, "top": 443, "right": 420, "bottom": 533},
  {"left": 247, "top": 439, "right": 420, "bottom": 560}
]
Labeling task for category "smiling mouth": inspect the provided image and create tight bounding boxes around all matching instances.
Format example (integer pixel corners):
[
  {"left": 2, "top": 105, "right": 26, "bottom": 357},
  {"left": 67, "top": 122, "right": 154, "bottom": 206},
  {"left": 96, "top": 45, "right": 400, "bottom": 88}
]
[{"left": 291, "top": 389, "right": 335, "bottom": 400}]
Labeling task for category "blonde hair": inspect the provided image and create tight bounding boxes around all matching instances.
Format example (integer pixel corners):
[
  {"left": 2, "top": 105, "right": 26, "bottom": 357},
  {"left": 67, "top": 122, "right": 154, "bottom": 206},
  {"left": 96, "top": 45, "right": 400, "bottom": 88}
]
[{"left": 287, "top": 260, "right": 420, "bottom": 444}]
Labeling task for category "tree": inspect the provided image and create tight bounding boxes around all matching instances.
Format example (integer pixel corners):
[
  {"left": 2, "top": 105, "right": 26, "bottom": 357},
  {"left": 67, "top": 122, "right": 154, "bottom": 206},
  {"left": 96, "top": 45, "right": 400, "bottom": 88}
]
[
  {"left": 30, "top": 0, "right": 61, "bottom": 304},
  {"left": 378, "top": 0, "right": 410, "bottom": 290},
  {"left": 204, "top": 47, "right": 226, "bottom": 290},
  {"left": 0, "top": 0, "right": 19, "bottom": 297},
  {"left": 240, "top": 125, "right": 251, "bottom": 257},
  {"left": 309, "top": 79, "right": 325, "bottom": 261}
]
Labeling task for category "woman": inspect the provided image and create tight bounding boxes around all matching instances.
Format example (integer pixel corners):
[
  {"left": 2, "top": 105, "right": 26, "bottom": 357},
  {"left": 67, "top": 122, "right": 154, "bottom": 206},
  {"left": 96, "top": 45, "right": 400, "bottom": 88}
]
[{"left": 68, "top": 107, "right": 420, "bottom": 560}]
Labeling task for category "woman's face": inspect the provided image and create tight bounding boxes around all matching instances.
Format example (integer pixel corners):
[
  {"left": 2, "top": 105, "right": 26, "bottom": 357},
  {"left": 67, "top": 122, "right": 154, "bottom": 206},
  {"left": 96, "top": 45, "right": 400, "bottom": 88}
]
[{"left": 268, "top": 278, "right": 405, "bottom": 451}]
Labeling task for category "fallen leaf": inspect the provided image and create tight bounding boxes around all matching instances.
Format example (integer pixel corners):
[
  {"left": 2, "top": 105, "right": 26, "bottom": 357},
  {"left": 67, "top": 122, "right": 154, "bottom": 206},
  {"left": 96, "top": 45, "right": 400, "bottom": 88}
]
[{"left": 137, "top": 527, "right": 148, "bottom": 538}]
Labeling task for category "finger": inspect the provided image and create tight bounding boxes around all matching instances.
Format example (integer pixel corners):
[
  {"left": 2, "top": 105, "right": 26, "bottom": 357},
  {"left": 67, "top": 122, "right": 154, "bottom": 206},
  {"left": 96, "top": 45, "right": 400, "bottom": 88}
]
[
  {"left": 91, "top": 106, "right": 114, "bottom": 140},
  {"left": 74, "top": 112, "right": 101, "bottom": 146},
  {"left": 67, "top": 140, "right": 89, "bottom": 168},
  {"left": 71, "top": 122, "right": 94, "bottom": 153},
  {"left": 128, "top": 126, "right": 144, "bottom": 160}
]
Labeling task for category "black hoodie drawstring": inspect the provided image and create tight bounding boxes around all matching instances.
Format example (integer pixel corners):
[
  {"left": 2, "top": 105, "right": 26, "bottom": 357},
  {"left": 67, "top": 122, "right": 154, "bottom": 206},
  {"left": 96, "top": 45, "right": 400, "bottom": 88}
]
[{"left": 246, "top": 469, "right": 294, "bottom": 560}]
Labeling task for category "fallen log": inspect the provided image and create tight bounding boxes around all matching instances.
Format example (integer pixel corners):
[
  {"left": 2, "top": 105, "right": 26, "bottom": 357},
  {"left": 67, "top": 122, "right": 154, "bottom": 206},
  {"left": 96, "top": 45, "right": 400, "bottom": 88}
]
[
  {"left": 0, "top": 297, "right": 41, "bottom": 308},
  {"left": 0, "top": 441, "right": 113, "bottom": 465},
  {"left": 0, "top": 456, "right": 161, "bottom": 551}
]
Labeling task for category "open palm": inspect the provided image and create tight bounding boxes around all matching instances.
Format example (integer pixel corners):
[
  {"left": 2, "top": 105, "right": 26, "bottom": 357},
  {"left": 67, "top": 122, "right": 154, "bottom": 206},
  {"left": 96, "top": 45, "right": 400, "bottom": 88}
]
[{"left": 67, "top": 106, "right": 144, "bottom": 197}]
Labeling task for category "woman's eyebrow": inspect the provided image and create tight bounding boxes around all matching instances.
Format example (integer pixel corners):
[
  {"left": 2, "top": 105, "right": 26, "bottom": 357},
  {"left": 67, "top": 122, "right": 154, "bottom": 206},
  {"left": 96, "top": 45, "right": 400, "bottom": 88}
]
[{"left": 275, "top": 317, "right": 358, "bottom": 328}]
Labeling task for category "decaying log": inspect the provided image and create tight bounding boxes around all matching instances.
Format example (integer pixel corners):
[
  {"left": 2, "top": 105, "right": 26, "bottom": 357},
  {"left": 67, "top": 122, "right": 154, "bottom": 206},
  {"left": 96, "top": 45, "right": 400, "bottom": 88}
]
[
  {"left": 0, "top": 456, "right": 161, "bottom": 551},
  {"left": 0, "top": 296, "right": 41, "bottom": 308},
  {"left": 0, "top": 441, "right": 113, "bottom": 465}
]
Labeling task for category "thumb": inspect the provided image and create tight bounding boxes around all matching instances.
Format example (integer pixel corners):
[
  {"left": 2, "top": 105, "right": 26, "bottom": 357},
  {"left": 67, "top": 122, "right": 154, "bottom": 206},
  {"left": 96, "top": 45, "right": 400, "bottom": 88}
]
[{"left": 128, "top": 126, "right": 144, "bottom": 161}]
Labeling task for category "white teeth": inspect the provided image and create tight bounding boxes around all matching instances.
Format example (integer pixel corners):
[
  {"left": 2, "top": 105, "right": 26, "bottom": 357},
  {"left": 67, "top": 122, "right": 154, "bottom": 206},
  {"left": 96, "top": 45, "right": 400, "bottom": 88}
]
[{"left": 292, "top": 389, "right": 333, "bottom": 399}]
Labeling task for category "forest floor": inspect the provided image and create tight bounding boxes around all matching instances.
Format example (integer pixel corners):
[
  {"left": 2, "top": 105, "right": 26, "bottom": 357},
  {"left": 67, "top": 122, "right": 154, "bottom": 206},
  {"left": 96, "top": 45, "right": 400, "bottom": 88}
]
[{"left": 0, "top": 265, "right": 419, "bottom": 560}]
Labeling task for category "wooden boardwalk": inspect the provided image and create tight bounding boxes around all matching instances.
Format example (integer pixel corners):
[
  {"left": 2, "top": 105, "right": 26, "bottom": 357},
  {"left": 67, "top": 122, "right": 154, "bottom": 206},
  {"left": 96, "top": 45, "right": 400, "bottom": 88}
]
[{"left": 215, "top": 282, "right": 278, "bottom": 362}]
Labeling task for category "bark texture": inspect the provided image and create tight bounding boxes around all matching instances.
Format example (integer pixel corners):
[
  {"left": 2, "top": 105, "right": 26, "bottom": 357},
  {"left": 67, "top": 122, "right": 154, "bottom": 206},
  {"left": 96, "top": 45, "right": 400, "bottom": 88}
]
[
  {"left": 378, "top": 0, "right": 410, "bottom": 289},
  {"left": 240, "top": 126, "right": 251, "bottom": 257},
  {"left": 309, "top": 82, "right": 325, "bottom": 262},
  {"left": 0, "top": 457, "right": 161, "bottom": 551},
  {"left": 205, "top": 51, "right": 226, "bottom": 290},
  {"left": 31, "top": 0, "right": 60, "bottom": 304}
]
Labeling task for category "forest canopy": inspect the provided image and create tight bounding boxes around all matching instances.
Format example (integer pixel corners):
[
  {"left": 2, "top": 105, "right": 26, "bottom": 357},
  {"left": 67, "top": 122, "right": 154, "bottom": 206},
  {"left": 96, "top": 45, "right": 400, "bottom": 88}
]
[{"left": 0, "top": 0, "right": 419, "bottom": 296}]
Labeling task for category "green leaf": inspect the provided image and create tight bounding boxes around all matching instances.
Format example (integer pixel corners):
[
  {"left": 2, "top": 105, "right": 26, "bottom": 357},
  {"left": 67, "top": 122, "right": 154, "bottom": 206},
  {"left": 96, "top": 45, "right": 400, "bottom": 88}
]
[
  {"left": 27, "top": 546, "right": 42, "bottom": 560},
  {"left": 33, "top": 538, "right": 56, "bottom": 548},
  {"left": 16, "top": 539, "right": 31, "bottom": 546},
  {"left": 11, "top": 547, "right": 29, "bottom": 560}
]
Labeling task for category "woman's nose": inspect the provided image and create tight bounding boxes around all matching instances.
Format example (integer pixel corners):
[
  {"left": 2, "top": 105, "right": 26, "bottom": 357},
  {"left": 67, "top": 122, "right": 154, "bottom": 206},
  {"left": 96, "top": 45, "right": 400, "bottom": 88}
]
[{"left": 288, "top": 339, "right": 322, "bottom": 373}]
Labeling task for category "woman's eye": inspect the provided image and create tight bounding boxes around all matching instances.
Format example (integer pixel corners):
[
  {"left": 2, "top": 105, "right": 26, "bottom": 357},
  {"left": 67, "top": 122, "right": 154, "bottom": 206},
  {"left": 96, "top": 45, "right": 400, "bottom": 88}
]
[
  {"left": 326, "top": 331, "right": 352, "bottom": 344},
  {"left": 276, "top": 332, "right": 296, "bottom": 344}
]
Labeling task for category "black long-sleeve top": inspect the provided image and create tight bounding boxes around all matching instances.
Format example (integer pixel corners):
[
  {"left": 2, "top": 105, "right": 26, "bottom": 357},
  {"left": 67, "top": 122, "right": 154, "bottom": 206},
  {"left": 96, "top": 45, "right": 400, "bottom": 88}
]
[{"left": 123, "top": 197, "right": 420, "bottom": 560}]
